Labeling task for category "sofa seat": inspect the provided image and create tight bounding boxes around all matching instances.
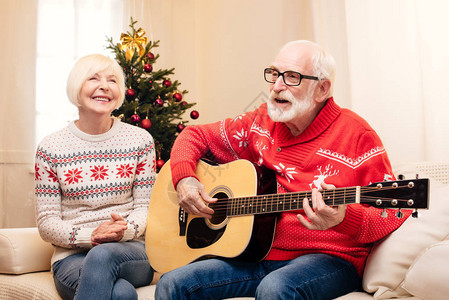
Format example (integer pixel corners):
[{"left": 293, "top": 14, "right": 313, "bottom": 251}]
[{"left": 0, "top": 271, "right": 389, "bottom": 300}]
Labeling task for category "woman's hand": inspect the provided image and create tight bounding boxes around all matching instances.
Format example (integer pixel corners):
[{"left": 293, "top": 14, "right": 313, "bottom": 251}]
[
  {"left": 297, "top": 182, "right": 347, "bottom": 230},
  {"left": 176, "top": 177, "right": 217, "bottom": 219},
  {"left": 91, "top": 213, "right": 128, "bottom": 246}
]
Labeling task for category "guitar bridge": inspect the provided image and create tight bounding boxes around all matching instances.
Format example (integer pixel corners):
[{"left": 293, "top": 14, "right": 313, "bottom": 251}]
[{"left": 178, "top": 207, "right": 188, "bottom": 236}]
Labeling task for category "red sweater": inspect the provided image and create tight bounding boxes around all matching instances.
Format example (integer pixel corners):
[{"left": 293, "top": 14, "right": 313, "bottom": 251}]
[{"left": 170, "top": 98, "right": 408, "bottom": 276}]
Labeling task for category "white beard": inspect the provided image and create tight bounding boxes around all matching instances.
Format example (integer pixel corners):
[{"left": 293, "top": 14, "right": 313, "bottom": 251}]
[{"left": 267, "top": 87, "right": 315, "bottom": 123}]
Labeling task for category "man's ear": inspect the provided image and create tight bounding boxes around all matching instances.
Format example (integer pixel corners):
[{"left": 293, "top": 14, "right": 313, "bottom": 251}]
[{"left": 314, "top": 79, "right": 331, "bottom": 103}]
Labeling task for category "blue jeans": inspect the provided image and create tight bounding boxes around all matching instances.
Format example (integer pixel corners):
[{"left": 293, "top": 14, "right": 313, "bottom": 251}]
[
  {"left": 53, "top": 241, "right": 153, "bottom": 300},
  {"left": 155, "top": 253, "right": 361, "bottom": 300}
]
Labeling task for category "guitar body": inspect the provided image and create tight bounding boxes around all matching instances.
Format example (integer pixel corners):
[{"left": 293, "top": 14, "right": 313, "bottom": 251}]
[
  {"left": 145, "top": 159, "right": 277, "bottom": 274},
  {"left": 146, "top": 159, "right": 429, "bottom": 274}
]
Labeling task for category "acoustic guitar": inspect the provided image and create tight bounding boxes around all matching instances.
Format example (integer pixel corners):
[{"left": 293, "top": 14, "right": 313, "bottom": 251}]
[{"left": 145, "top": 159, "right": 429, "bottom": 273}]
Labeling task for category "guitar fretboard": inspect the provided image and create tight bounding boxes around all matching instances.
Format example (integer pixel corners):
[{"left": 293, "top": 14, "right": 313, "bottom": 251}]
[{"left": 226, "top": 187, "right": 361, "bottom": 216}]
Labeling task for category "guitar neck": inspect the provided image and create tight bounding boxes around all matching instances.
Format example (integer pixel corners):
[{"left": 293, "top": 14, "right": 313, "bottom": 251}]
[{"left": 227, "top": 187, "right": 361, "bottom": 216}]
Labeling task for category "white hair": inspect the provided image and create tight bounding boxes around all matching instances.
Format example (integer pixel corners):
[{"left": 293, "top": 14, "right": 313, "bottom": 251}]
[
  {"left": 66, "top": 54, "right": 126, "bottom": 109},
  {"left": 280, "top": 40, "right": 336, "bottom": 97}
]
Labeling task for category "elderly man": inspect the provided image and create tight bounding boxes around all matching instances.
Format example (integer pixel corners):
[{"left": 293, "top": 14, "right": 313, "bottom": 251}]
[{"left": 155, "top": 40, "right": 408, "bottom": 299}]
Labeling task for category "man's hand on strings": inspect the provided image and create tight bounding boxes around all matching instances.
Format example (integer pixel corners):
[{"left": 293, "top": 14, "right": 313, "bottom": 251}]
[
  {"left": 297, "top": 182, "right": 347, "bottom": 230},
  {"left": 176, "top": 176, "right": 217, "bottom": 219}
]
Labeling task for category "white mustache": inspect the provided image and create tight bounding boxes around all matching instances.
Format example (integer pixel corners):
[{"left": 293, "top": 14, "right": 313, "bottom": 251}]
[{"left": 270, "top": 90, "right": 295, "bottom": 103}]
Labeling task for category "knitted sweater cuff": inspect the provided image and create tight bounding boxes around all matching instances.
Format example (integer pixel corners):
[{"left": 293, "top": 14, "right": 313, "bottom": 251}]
[
  {"left": 75, "top": 227, "right": 95, "bottom": 248},
  {"left": 332, "top": 205, "right": 363, "bottom": 236},
  {"left": 171, "top": 161, "right": 199, "bottom": 188},
  {"left": 121, "top": 228, "right": 137, "bottom": 241}
]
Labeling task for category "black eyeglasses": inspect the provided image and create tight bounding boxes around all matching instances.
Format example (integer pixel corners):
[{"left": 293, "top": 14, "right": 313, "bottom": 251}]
[{"left": 264, "top": 68, "right": 319, "bottom": 86}]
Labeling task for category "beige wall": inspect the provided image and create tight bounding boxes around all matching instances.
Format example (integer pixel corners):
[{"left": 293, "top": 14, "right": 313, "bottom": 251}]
[
  {"left": 131, "top": 0, "right": 449, "bottom": 165},
  {"left": 125, "top": 0, "right": 351, "bottom": 125},
  {"left": 0, "top": 0, "right": 38, "bottom": 228}
]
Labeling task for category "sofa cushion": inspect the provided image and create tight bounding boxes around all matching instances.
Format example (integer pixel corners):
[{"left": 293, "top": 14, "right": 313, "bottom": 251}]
[
  {"left": 401, "top": 239, "right": 449, "bottom": 300},
  {"left": 0, "top": 272, "right": 61, "bottom": 300},
  {"left": 362, "top": 181, "right": 449, "bottom": 299},
  {"left": 0, "top": 227, "right": 53, "bottom": 274}
]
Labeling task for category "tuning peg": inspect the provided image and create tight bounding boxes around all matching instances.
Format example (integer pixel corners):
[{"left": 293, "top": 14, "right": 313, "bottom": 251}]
[
  {"left": 412, "top": 209, "right": 420, "bottom": 218},
  {"left": 381, "top": 209, "right": 388, "bottom": 218},
  {"left": 395, "top": 209, "right": 404, "bottom": 218}
]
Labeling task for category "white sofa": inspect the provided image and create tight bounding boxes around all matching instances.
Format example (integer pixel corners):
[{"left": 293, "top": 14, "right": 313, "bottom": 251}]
[{"left": 1, "top": 162, "right": 448, "bottom": 300}]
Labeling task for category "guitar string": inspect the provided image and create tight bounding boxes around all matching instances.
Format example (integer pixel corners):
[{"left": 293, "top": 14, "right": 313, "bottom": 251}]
[
  {"left": 205, "top": 185, "right": 412, "bottom": 207},
  {"left": 210, "top": 197, "right": 412, "bottom": 213},
  {"left": 164, "top": 185, "right": 419, "bottom": 216},
  {"left": 206, "top": 186, "right": 417, "bottom": 216},
  {"left": 210, "top": 197, "right": 415, "bottom": 218},
  {"left": 213, "top": 196, "right": 413, "bottom": 210},
  {"left": 207, "top": 185, "right": 412, "bottom": 207}
]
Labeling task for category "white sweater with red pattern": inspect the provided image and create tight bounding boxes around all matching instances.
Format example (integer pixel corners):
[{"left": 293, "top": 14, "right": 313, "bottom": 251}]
[
  {"left": 170, "top": 98, "right": 409, "bottom": 276},
  {"left": 35, "top": 118, "right": 156, "bottom": 264}
]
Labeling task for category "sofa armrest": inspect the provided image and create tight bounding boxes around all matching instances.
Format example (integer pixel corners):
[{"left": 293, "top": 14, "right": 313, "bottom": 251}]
[
  {"left": 401, "top": 239, "right": 449, "bottom": 300},
  {"left": 0, "top": 227, "right": 53, "bottom": 274},
  {"left": 362, "top": 181, "right": 449, "bottom": 299}
]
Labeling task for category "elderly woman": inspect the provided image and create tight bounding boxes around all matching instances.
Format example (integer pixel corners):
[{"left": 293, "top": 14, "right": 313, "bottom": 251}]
[{"left": 34, "top": 54, "right": 155, "bottom": 300}]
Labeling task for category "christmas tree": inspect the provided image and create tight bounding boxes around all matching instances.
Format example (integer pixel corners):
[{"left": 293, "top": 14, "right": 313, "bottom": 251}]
[{"left": 106, "top": 18, "right": 198, "bottom": 169}]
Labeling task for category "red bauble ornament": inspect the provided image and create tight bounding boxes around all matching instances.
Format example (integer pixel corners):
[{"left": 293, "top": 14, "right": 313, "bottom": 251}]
[
  {"left": 143, "top": 63, "right": 153, "bottom": 73},
  {"left": 176, "top": 123, "right": 186, "bottom": 133},
  {"left": 190, "top": 110, "right": 199, "bottom": 120},
  {"left": 146, "top": 52, "right": 155, "bottom": 60},
  {"left": 126, "top": 88, "right": 136, "bottom": 99},
  {"left": 163, "top": 80, "right": 172, "bottom": 87},
  {"left": 130, "top": 114, "right": 141, "bottom": 123},
  {"left": 141, "top": 118, "right": 152, "bottom": 129},
  {"left": 173, "top": 92, "right": 183, "bottom": 102},
  {"left": 156, "top": 159, "right": 165, "bottom": 169},
  {"left": 155, "top": 98, "right": 164, "bottom": 107},
  {"left": 180, "top": 101, "right": 188, "bottom": 107}
]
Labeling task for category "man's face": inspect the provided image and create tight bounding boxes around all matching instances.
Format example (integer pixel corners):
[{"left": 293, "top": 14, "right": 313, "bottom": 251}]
[{"left": 266, "top": 44, "right": 318, "bottom": 124}]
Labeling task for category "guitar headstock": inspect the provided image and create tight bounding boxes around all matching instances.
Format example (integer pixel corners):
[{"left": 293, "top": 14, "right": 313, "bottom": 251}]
[{"left": 360, "top": 178, "right": 429, "bottom": 213}]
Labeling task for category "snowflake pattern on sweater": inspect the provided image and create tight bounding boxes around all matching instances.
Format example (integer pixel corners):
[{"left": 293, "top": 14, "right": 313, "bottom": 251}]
[
  {"left": 170, "top": 98, "right": 409, "bottom": 276},
  {"left": 35, "top": 119, "right": 155, "bottom": 258}
]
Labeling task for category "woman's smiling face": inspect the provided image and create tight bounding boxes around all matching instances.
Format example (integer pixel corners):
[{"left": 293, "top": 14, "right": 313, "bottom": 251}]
[{"left": 77, "top": 69, "right": 120, "bottom": 118}]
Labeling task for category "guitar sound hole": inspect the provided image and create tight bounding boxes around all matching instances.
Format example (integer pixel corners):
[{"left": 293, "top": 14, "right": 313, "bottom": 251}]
[
  {"left": 187, "top": 218, "right": 226, "bottom": 249},
  {"left": 209, "top": 192, "right": 229, "bottom": 225},
  {"left": 186, "top": 192, "right": 229, "bottom": 249}
]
